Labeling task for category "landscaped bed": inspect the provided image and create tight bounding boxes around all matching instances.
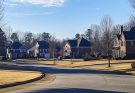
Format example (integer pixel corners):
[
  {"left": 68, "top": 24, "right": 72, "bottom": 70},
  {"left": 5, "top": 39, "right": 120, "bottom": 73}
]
[{"left": 0, "top": 70, "right": 42, "bottom": 86}]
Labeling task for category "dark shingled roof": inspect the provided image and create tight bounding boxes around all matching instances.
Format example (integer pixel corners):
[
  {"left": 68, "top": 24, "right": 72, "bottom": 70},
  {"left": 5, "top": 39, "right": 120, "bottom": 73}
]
[
  {"left": 79, "top": 37, "right": 91, "bottom": 47},
  {"left": 68, "top": 40, "right": 77, "bottom": 47},
  {"left": 123, "top": 27, "right": 135, "bottom": 40},
  {"left": 10, "top": 42, "right": 22, "bottom": 49},
  {"left": 37, "top": 41, "right": 49, "bottom": 49},
  {"left": 67, "top": 37, "right": 91, "bottom": 48}
]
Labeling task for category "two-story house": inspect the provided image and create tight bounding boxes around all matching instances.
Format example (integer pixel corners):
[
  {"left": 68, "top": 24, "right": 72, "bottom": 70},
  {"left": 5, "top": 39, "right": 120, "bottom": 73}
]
[
  {"left": 6, "top": 42, "right": 27, "bottom": 59},
  {"left": 27, "top": 41, "right": 50, "bottom": 58},
  {"left": 113, "top": 26, "right": 135, "bottom": 58},
  {"left": 63, "top": 37, "right": 92, "bottom": 58}
]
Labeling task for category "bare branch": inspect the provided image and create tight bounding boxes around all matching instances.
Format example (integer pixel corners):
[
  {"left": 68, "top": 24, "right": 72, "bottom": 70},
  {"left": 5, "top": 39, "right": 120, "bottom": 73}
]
[
  {"left": 0, "top": 0, "right": 4, "bottom": 27},
  {"left": 100, "top": 16, "right": 114, "bottom": 67},
  {"left": 129, "top": 0, "right": 135, "bottom": 9}
]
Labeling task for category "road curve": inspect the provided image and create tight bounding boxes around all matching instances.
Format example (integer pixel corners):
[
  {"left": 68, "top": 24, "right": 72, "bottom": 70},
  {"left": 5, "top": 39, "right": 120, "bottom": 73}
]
[{"left": 8, "top": 64, "right": 135, "bottom": 93}]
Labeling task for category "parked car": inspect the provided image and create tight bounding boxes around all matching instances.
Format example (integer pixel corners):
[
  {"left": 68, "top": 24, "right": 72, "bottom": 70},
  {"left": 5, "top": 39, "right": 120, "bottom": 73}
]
[
  {"left": 58, "top": 56, "right": 63, "bottom": 60},
  {"left": 0, "top": 56, "right": 6, "bottom": 61}
]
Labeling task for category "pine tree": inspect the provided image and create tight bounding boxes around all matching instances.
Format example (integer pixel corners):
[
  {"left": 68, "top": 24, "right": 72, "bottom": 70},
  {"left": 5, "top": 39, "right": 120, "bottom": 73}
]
[
  {"left": 10, "top": 33, "right": 19, "bottom": 42},
  {"left": 0, "top": 28, "right": 7, "bottom": 56}
]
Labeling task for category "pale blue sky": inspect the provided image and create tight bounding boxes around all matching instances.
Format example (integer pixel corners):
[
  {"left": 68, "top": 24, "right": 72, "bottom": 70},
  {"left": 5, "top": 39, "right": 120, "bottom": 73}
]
[{"left": 5, "top": 0, "right": 132, "bottom": 39}]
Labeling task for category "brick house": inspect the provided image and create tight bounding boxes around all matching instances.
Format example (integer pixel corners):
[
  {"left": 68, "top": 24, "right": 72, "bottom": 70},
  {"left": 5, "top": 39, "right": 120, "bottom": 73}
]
[
  {"left": 27, "top": 41, "right": 50, "bottom": 58},
  {"left": 113, "top": 26, "right": 135, "bottom": 58},
  {"left": 63, "top": 37, "right": 92, "bottom": 58}
]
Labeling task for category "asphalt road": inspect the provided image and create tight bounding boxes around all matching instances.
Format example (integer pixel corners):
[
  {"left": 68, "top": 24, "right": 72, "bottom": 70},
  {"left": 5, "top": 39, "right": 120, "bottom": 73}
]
[{"left": 8, "top": 64, "right": 135, "bottom": 93}]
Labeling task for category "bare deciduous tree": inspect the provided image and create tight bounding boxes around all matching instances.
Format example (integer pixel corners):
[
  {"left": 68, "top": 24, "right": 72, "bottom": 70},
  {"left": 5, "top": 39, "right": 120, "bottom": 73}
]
[
  {"left": 100, "top": 16, "right": 114, "bottom": 67},
  {"left": 91, "top": 25, "right": 102, "bottom": 57},
  {"left": 4, "top": 26, "right": 12, "bottom": 42},
  {"left": 128, "top": 0, "right": 135, "bottom": 28},
  {"left": 0, "top": 0, "right": 4, "bottom": 27},
  {"left": 16, "top": 31, "right": 25, "bottom": 43},
  {"left": 49, "top": 35, "right": 57, "bottom": 64},
  {"left": 129, "top": 0, "right": 135, "bottom": 9}
]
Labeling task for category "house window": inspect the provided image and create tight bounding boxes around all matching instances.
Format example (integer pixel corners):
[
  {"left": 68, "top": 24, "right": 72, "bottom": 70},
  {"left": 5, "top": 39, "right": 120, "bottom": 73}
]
[
  {"left": 22, "top": 49, "right": 26, "bottom": 52},
  {"left": 13, "top": 49, "right": 16, "bottom": 52},
  {"left": 20, "top": 49, "right": 22, "bottom": 52},
  {"left": 114, "top": 41, "right": 116, "bottom": 46},
  {"left": 131, "top": 41, "right": 134, "bottom": 46},
  {"left": 114, "top": 41, "right": 118, "bottom": 46},
  {"left": 40, "top": 49, "right": 43, "bottom": 52},
  {"left": 20, "top": 49, "right": 25, "bottom": 52},
  {"left": 121, "top": 41, "right": 124, "bottom": 46}
]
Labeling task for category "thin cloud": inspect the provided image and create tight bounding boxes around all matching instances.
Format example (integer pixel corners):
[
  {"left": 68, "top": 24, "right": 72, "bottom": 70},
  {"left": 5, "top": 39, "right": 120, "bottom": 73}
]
[
  {"left": 5, "top": 12, "right": 53, "bottom": 17},
  {"left": 8, "top": 0, "right": 65, "bottom": 7},
  {"left": 4, "top": 2, "right": 18, "bottom": 7}
]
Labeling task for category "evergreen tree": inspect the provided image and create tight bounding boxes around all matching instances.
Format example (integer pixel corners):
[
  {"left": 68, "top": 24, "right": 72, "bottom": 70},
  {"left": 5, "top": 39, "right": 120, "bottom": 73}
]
[
  {"left": 0, "top": 28, "right": 7, "bottom": 56},
  {"left": 75, "top": 33, "right": 80, "bottom": 39},
  {"left": 24, "top": 32, "right": 33, "bottom": 48},
  {"left": 85, "top": 29, "right": 93, "bottom": 41},
  {"left": 41, "top": 32, "right": 50, "bottom": 41},
  {"left": 10, "top": 32, "right": 19, "bottom": 42}
]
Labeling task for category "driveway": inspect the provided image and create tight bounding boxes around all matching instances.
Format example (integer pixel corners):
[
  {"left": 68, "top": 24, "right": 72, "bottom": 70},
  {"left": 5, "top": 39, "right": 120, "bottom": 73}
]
[{"left": 8, "top": 64, "right": 135, "bottom": 93}]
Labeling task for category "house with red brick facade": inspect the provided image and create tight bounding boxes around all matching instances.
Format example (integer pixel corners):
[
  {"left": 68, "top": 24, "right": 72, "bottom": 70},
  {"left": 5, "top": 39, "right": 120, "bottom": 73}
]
[
  {"left": 63, "top": 37, "right": 92, "bottom": 58},
  {"left": 113, "top": 26, "right": 135, "bottom": 58}
]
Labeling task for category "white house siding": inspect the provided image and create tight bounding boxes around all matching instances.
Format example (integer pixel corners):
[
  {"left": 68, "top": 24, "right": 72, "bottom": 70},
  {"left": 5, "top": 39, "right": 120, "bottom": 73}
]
[
  {"left": 34, "top": 49, "right": 39, "bottom": 57},
  {"left": 63, "top": 43, "right": 71, "bottom": 57}
]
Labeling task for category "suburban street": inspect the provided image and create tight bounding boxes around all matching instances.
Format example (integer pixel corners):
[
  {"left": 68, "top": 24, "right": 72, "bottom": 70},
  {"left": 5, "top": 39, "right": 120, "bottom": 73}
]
[
  {"left": 0, "top": 0, "right": 135, "bottom": 93},
  {"left": 7, "top": 63, "right": 135, "bottom": 93}
]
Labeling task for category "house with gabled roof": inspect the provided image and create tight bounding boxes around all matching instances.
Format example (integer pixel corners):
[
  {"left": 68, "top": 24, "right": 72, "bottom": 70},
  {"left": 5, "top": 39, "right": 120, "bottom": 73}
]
[
  {"left": 6, "top": 42, "right": 27, "bottom": 59},
  {"left": 27, "top": 40, "right": 50, "bottom": 58},
  {"left": 63, "top": 37, "right": 92, "bottom": 58},
  {"left": 113, "top": 26, "right": 135, "bottom": 58}
]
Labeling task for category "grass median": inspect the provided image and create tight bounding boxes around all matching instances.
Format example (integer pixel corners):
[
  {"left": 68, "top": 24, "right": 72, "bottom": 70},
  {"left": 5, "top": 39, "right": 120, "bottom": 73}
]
[
  {"left": 16, "top": 59, "right": 135, "bottom": 67},
  {"left": 87, "top": 63, "right": 135, "bottom": 75},
  {"left": 0, "top": 70, "right": 42, "bottom": 86},
  {"left": 16, "top": 59, "right": 135, "bottom": 75}
]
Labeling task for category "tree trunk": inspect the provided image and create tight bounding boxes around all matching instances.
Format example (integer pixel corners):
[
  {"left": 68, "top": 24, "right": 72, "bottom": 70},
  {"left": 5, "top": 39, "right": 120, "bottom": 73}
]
[{"left": 108, "top": 57, "right": 111, "bottom": 67}]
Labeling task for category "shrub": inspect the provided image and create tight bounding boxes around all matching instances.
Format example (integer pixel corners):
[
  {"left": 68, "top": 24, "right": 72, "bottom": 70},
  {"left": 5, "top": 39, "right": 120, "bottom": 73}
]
[
  {"left": 101, "top": 56, "right": 108, "bottom": 59},
  {"left": 123, "top": 55, "right": 135, "bottom": 60},
  {"left": 115, "top": 57, "right": 122, "bottom": 60},
  {"left": 64, "top": 56, "right": 71, "bottom": 59},
  {"left": 131, "top": 63, "right": 135, "bottom": 69},
  {"left": 83, "top": 55, "right": 96, "bottom": 61},
  {"left": 0, "top": 56, "right": 3, "bottom": 60}
]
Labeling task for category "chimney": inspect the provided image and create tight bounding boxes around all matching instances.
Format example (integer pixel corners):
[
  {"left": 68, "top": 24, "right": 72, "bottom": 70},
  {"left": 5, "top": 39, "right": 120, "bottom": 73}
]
[{"left": 120, "top": 25, "right": 123, "bottom": 35}]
